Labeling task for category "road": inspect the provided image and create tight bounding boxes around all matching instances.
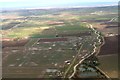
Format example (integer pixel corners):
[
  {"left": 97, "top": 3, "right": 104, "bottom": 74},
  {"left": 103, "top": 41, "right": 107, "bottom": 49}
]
[
  {"left": 108, "top": 17, "right": 117, "bottom": 22},
  {"left": 68, "top": 17, "right": 116, "bottom": 78},
  {"left": 10, "top": 23, "right": 21, "bottom": 30},
  {"left": 4, "top": 17, "right": 115, "bottom": 77},
  {"left": 9, "top": 17, "right": 27, "bottom": 30},
  {"left": 69, "top": 24, "right": 102, "bottom": 78},
  {"left": 64, "top": 44, "right": 84, "bottom": 78}
]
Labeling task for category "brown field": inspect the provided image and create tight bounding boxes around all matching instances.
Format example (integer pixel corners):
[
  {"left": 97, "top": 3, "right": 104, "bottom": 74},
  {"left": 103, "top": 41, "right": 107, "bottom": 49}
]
[
  {"left": 98, "top": 54, "right": 118, "bottom": 78},
  {"left": 100, "top": 22, "right": 118, "bottom": 25},
  {"left": 91, "top": 20, "right": 118, "bottom": 36},
  {"left": 0, "top": 15, "right": 23, "bottom": 19},
  {"left": 99, "top": 35, "right": 118, "bottom": 55},
  {"left": 105, "top": 25, "right": 118, "bottom": 28},
  {"left": 3, "top": 67, "right": 45, "bottom": 78},
  {"left": 2, "top": 39, "right": 28, "bottom": 48},
  {"left": 91, "top": 19, "right": 119, "bottom": 78}
]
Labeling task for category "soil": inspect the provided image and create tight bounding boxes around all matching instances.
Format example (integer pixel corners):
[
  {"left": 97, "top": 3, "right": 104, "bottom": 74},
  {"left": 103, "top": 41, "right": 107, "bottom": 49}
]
[
  {"left": 99, "top": 35, "right": 118, "bottom": 55},
  {"left": 100, "top": 22, "right": 118, "bottom": 25},
  {"left": 2, "top": 39, "right": 29, "bottom": 48},
  {"left": 105, "top": 25, "right": 118, "bottom": 28}
]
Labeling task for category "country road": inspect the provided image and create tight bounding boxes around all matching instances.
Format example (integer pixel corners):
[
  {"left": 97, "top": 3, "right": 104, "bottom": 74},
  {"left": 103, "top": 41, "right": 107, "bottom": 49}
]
[
  {"left": 108, "top": 17, "right": 117, "bottom": 22},
  {"left": 69, "top": 23, "right": 102, "bottom": 78},
  {"left": 68, "top": 17, "right": 116, "bottom": 78},
  {"left": 9, "top": 17, "right": 27, "bottom": 30}
]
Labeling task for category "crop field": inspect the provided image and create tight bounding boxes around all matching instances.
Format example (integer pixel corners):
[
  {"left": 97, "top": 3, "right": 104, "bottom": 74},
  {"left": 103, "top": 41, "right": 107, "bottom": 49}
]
[
  {"left": 1, "top": 7, "right": 117, "bottom": 39},
  {"left": 1, "top": 6, "right": 118, "bottom": 78},
  {"left": 2, "top": 37, "right": 81, "bottom": 78},
  {"left": 3, "top": 33, "right": 99, "bottom": 78},
  {"left": 3, "top": 30, "right": 99, "bottom": 78}
]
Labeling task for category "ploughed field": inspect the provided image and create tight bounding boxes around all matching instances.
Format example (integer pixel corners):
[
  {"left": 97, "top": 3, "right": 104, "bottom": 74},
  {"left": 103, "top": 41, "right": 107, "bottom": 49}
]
[
  {"left": 99, "top": 35, "right": 118, "bottom": 55},
  {"left": 97, "top": 35, "right": 118, "bottom": 78},
  {"left": 2, "top": 39, "right": 28, "bottom": 48}
]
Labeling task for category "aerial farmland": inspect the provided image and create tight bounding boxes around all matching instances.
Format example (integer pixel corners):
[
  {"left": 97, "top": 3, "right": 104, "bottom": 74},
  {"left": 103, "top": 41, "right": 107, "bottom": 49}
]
[{"left": 1, "top": 5, "right": 118, "bottom": 79}]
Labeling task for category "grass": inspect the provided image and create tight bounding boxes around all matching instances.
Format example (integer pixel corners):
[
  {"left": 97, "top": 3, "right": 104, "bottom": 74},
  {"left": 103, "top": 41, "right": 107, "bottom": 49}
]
[
  {"left": 6, "top": 27, "right": 48, "bottom": 38},
  {"left": 56, "top": 23, "right": 88, "bottom": 31},
  {"left": 56, "top": 26, "right": 87, "bottom": 31},
  {"left": 3, "top": 18, "right": 89, "bottom": 38},
  {"left": 2, "top": 6, "right": 118, "bottom": 78},
  {"left": 30, "top": 34, "right": 56, "bottom": 38},
  {"left": 2, "top": 9, "right": 115, "bottom": 39},
  {"left": 25, "top": 38, "right": 38, "bottom": 47},
  {"left": 64, "top": 44, "right": 83, "bottom": 78}
]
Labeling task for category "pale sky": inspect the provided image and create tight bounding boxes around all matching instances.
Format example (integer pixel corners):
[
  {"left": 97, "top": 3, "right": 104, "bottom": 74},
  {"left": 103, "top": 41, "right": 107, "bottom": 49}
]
[
  {"left": 0, "top": 0, "right": 119, "bottom": 9},
  {"left": 0, "top": 0, "right": 119, "bottom": 2}
]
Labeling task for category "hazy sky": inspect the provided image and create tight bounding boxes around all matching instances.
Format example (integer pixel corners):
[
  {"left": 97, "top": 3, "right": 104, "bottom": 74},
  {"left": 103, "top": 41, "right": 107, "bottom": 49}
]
[
  {"left": 0, "top": 0, "right": 119, "bottom": 2},
  {"left": 0, "top": 0, "right": 119, "bottom": 9}
]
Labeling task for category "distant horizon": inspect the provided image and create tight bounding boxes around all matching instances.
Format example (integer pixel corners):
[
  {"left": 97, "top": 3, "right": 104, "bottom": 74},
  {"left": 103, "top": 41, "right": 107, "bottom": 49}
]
[{"left": 0, "top": 1, "right": 119, "bottom": 10}]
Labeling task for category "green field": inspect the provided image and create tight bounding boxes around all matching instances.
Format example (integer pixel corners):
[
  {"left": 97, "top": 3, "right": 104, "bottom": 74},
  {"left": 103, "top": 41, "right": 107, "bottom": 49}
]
[{"left": 2, "top": 6, "right": 118, "bottom": 78}]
